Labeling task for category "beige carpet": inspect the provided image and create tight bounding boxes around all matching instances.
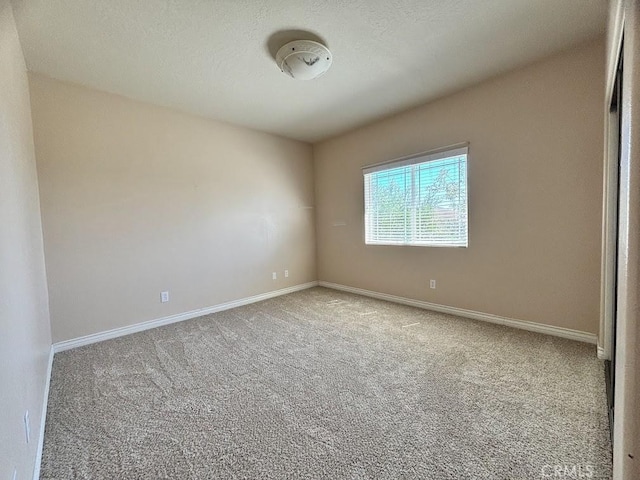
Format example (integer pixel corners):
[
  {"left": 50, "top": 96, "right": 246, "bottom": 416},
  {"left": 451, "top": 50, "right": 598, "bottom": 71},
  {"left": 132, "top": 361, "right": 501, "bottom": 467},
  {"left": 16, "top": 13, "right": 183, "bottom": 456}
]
[{"left": 41, "top": 287, "right": 612, "bottom": 479}]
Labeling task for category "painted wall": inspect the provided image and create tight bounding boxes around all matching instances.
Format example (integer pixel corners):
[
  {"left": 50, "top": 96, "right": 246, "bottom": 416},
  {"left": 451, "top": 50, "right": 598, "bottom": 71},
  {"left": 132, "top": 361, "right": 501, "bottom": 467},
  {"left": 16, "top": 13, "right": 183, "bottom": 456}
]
[
  {"left": 29, "top": 74, "right": 316, "bottom": 343},
  {"left": 314, "top": 39, "right": 605, "bottom": 334},
  {"left": 0, "top": 2, "right": 52, "bottom": 478}
]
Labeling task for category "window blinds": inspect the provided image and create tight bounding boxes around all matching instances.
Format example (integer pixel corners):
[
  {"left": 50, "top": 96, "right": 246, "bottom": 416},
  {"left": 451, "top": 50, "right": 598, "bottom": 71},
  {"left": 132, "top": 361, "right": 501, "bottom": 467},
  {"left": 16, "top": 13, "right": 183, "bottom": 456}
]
[{"left": 363, "top": 145, "right": 468, "bottom": 247}]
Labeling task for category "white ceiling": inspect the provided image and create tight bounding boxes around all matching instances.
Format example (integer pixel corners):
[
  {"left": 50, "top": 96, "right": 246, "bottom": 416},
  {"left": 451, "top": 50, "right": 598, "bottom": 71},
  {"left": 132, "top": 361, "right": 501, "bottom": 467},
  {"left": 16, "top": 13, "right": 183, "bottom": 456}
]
[{"left": 11, "top": 0, "right": 607, "bottom": 143}]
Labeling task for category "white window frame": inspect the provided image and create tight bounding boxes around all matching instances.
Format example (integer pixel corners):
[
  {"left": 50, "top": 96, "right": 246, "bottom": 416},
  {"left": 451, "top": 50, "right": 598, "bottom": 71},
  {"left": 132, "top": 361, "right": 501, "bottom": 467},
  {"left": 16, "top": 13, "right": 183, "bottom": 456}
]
[{"left": 362, "top": 143, "right": 469, "bottom": 248}]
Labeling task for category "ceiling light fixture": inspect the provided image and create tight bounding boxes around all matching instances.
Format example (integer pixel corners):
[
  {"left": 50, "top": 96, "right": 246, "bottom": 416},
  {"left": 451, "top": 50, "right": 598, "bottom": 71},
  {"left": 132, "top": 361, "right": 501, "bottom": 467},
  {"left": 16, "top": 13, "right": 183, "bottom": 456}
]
[{"left": 275, "top": 40, "right": 332, "bottom": 80}]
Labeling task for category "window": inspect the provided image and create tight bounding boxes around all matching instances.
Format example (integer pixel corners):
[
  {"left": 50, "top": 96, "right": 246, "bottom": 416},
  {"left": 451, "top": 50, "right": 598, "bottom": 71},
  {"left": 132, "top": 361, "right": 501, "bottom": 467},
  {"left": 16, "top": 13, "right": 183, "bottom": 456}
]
[{"left": 363, "top": 145, "right": 468, "bottom": 247}]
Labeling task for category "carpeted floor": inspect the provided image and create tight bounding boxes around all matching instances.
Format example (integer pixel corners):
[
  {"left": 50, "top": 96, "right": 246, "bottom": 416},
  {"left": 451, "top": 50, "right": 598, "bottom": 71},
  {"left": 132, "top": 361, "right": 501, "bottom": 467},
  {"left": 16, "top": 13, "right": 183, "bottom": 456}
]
[{"left": 41, "top": 287, "right": 612, "bottom": 479}]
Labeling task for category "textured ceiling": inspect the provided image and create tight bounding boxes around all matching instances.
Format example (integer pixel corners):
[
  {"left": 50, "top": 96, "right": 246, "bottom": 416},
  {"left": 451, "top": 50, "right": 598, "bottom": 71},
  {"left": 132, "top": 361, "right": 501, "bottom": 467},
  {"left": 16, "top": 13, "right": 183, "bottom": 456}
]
[{"left": 11, "top": 0, "right": 607, "bottom": 142}]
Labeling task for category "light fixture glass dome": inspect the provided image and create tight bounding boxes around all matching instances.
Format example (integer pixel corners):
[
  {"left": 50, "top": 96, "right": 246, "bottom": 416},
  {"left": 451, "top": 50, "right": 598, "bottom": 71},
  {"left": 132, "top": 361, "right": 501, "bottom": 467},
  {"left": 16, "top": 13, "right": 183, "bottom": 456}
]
[{"left": 275, "top": 40, "right": 332, "bottom": 80}]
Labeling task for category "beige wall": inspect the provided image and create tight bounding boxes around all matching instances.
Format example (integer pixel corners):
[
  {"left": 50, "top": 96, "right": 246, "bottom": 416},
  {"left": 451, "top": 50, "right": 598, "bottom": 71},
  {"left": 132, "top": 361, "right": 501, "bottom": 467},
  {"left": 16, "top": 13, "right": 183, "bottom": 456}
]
[
  {"left": 29, "top": 74, "right": 316, "bottom": 343},
  {"left": 0, "top": 1, "right": 52, "bottom": 479},
  {"left": 314, "top": 39, "right": 605, "bottom": 334}
]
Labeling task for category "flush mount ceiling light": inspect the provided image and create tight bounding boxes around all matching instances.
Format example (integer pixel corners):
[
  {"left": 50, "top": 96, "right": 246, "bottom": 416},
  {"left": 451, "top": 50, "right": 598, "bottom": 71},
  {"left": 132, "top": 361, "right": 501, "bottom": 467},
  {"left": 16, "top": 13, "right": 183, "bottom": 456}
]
[{"left": 275, "top": 40, "right": 332, "bottom": 80}]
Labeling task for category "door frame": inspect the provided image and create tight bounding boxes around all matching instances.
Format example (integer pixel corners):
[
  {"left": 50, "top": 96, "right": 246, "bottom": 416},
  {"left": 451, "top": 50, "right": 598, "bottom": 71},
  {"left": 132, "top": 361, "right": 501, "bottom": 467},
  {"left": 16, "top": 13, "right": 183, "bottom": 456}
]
[
  {"left": 599, "top": 7, "right": 625, "bottom": 364},
  {"left": 604, "top": 2, "right": 640, "bottom": 479}
]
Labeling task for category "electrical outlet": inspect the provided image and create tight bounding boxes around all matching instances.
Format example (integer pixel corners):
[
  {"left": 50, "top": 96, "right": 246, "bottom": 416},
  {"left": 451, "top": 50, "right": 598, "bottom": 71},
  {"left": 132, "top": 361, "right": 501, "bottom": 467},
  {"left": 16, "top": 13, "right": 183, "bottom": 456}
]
[
  {"left": 24, "top": 411, "right": 30, "bottom": 444},
  {"left": 284, "top": 270, "right": 289, "bottom": 278},
  {"left": 161, "top": 291, "right": 169, "bottom": 303},
  {"left": 430, "top": 280, "right": 436, "bottom": 289},
  {"left": 272, "top": 272, "right": 277, "bottom": 280}
]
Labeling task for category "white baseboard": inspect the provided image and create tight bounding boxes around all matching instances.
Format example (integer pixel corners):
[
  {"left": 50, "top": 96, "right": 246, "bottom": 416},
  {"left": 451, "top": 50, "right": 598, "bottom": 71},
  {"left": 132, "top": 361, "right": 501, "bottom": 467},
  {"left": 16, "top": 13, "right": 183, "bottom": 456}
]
[
  {"left": 33, "top": 346, "right": 54, "bottom": 480},
  {"left": 597, "top": 345, "right": 608, "bottom": 360},
  {"left": 53, "top": 282, "right": 318, "bottom": 353},
  {"left": 319, "top": 281, "right": 598, "bottom": 345}
]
